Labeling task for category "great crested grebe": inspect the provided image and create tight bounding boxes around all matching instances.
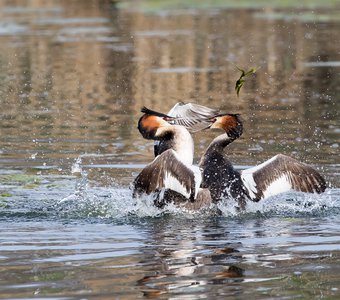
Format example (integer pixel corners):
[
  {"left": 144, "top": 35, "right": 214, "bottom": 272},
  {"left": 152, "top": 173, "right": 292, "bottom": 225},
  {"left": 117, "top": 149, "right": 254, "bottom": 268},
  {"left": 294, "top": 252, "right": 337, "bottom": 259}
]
[
  {"left": 133, "top": 107, "right": 212, "bottom": 210},
  {"left": 153, "top": 102, "right": 220, "bottom": 157},
  {"left": 199, "top": 114, "right": 327, "bottom": 207}
]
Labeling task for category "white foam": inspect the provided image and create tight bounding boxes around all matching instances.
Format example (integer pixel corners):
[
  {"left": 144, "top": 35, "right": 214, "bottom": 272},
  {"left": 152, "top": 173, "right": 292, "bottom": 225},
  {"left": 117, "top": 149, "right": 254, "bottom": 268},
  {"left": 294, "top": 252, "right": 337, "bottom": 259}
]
[
  {"left": 218, "top": 189, "right": 338, "bottom": 217},
  {"left": 57, "top": 172, "right": 340, "bottom": 219}
]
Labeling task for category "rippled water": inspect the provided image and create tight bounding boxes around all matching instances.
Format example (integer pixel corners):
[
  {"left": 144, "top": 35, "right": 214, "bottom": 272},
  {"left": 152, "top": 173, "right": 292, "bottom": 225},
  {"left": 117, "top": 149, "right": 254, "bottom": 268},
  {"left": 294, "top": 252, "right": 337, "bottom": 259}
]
[{"left": 0, "top": 0, "right": 340, "bottom": 299}]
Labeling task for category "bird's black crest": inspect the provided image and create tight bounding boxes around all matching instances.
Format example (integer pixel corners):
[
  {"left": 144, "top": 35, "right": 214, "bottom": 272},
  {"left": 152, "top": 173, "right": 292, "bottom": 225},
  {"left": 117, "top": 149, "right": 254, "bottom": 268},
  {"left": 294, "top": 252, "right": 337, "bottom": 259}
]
[
  {"left": 141, "top": 106, "right": 172, "bottom": 119},
  {"left": 214, "top": 113, "right": 241, "bottom": 118}
]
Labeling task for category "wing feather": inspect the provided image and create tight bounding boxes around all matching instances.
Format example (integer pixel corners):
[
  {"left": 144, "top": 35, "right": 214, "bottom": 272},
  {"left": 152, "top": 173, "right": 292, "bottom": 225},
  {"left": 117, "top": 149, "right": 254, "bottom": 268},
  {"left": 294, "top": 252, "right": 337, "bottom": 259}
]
[
  {"left": 241, "top": 154, "right": 326, "bottom": 201},
  {"left": 133, "top": 149, "right": 201, "bottom": 200},
  {"left": 167, "top": 102, "right": 220, "bottom": 132}
]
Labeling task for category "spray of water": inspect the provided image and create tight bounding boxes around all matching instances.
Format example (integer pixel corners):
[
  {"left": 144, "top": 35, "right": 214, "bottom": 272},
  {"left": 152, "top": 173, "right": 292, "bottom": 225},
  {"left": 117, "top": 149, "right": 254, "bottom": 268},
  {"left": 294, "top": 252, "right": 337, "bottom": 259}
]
[
  {"left": 45, "top": 157, "right": 339, "bottom": 219},
  {"left": 57, "top": 176, "right": 339, "bottom": 220}
]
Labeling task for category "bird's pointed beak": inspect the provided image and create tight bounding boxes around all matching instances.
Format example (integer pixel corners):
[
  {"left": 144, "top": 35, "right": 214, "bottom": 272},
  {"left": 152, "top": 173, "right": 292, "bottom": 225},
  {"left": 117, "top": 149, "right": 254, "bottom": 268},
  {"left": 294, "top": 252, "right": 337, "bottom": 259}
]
[
  {"left": 205, "top": 117, "right": 217, "bottom": 129},
  {"left": 163, "top": 116, "right": 176, "bottom": 124}
]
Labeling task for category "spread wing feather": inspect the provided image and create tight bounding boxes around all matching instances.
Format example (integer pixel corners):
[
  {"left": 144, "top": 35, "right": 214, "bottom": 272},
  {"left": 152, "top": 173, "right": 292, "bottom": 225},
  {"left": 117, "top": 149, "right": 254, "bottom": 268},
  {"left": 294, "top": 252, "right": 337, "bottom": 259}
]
[
  {"left": 241, "top": 154, "right": 326, "bottom": 201},
  {"left": 168, "top": 102, "right": 220, "bottom": 132},
  {"left": 133, "top": 149, "right": 201, "bottom": 200}
]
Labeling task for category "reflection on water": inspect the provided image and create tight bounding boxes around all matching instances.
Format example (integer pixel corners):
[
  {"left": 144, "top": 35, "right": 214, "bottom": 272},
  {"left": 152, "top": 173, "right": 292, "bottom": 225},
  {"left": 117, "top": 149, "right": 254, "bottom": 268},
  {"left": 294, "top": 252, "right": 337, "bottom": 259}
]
[
  {"left": 1, "top": 216, "right": 340, "bottom": 299},
  {"left": 0, "top": 0, "right": 339, "bottom": 299},
  {"left": 0, "top": 0, "right": 339, "bottom": 180}
]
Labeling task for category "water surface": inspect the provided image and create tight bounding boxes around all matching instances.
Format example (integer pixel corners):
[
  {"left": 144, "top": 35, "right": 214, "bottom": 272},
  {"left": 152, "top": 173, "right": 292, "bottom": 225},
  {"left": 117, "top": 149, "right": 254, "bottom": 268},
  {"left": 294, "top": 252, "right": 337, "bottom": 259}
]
[{"left": 0, "top": 0, "right": 339, "bottom": 299}]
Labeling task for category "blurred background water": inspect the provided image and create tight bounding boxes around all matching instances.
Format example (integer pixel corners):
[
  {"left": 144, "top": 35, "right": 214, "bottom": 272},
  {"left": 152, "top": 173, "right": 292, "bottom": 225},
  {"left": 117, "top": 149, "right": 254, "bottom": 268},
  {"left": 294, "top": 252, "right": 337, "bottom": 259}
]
[{"left": 0, "top": 0, "right": 339, "bottom": 299}]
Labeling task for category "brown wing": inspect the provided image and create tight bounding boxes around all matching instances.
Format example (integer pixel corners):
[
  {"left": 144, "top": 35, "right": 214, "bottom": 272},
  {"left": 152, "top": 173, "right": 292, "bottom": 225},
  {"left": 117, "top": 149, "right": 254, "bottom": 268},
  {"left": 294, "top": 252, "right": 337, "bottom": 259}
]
[
  {"left": 241, "top": 154, "right": 326, "bottom": 201},
  {"left": 133, "top": 149, "right": 200, "bottom": 200},
  {"left": 168, "top": 102, "right": 220, "bottom": 132}
]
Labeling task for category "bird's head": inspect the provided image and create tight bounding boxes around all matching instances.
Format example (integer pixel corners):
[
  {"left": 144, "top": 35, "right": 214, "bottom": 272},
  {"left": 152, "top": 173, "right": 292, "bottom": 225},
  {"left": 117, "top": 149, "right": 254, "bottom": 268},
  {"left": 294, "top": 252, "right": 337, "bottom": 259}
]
[
  {"left": 207, "top": 114, "right": 243, "bottom": 139},
  {"left": 137, "top": 107, "right": 175, "bottom": 140}
]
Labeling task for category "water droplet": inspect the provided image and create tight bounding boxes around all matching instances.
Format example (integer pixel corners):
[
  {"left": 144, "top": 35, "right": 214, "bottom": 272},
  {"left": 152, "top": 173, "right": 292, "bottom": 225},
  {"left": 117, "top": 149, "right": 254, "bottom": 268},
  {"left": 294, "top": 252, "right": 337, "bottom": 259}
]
[
  {"left": 248, "top": 144, "right": 264, "bottom": 152},
  {"left": 72, "top": 157, "right": 82, "bottom": 174},
  {"left": 34, "top": 288, "right": 40, "bottom": 295}
]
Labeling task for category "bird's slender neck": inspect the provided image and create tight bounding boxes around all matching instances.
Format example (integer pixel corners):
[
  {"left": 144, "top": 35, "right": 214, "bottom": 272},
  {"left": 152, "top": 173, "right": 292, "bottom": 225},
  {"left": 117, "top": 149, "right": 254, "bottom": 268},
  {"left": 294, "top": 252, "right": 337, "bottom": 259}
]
[
  {"left": 156, "top": 125, "right": 194, "bottom": 165},
  {"left": 204, "top": 133, "right": 235, "bottom": 155}
]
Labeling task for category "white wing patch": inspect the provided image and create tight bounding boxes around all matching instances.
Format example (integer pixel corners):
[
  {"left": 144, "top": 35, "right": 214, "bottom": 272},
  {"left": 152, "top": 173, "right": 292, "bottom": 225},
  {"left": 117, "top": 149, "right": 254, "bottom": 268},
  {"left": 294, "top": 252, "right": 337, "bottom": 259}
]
[
  {"left": 175, "top": 146, "right": 202, "bottom": 199},
  {"left": 241, "top": 155, "right": 286, "bottom": 200},
  {"left": 241, "top": 157, "right": 293, "bottom": 200},
  {"left": 164, "top": 172, "right": 191, "bottom": 198},
  {"left": 241, "top": 172, "right": 257, "bottom": 199},
  {"left": 190, "top": 165, "right": 202, "bottom": 199},
  {"left": 162, "top": 155, "right": 202, "bottom": 199},
  {"left": 134, "top": 149, "right": 204, "bottom": 201},
  {"left": 261, "top": 174, "right": 293, "bottom": 199},
  {"left": 240, "top": 154, "right": 325, "bottom": 201}
]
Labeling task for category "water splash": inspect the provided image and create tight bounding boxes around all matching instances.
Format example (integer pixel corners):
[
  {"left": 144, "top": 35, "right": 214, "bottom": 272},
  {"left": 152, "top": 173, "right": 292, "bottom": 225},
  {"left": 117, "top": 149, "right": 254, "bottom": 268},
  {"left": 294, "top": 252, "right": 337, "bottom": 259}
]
[
  {"left": 217, "top": 189, "right": 339, "bottom": 218},
  {"left": 30, "top": 152, "right": 38, "bottom": 160},
  {"left": 4, "top": 167, "right": 337, "bottom": 221},
  {"left": 57, "top": 182, "right": 203, "bottom": 219},
  {"left": 71, "top": 157, "right": 82, "bottom": 174},
  {"left": 56, "top": 177, "right": 340, "bottom": 220}
]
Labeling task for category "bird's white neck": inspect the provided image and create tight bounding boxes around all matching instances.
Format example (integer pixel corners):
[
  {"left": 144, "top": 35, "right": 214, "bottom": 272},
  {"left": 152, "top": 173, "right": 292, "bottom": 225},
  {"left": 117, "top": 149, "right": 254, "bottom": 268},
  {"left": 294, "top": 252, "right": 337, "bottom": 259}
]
[
  {"left": 204, "top": 133, "right": 234, "bottom": 154},
  {"left": 156, "top": 126, "right": 194, "bottom": 165}
]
